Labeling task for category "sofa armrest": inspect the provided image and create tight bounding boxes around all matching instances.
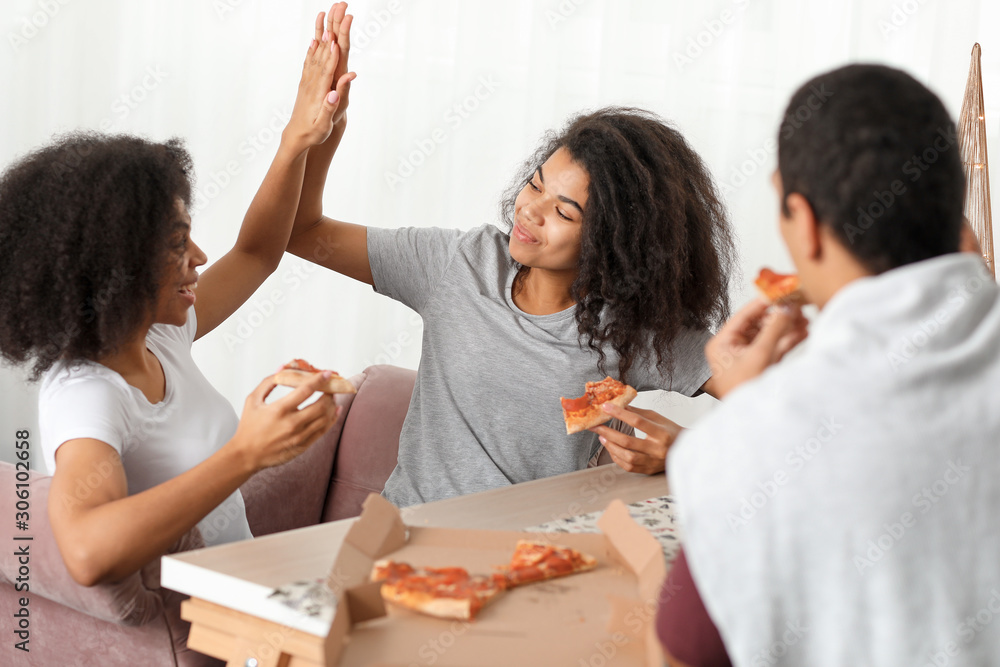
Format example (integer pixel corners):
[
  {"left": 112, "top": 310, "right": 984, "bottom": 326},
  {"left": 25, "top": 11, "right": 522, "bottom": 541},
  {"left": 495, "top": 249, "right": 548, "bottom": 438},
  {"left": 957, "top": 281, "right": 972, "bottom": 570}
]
[
  {"left": 322, "top": 365, "right": 416, "bottom": 521},
  {"left": 0, "top": 463, "right": 202, "bottom": 626}
]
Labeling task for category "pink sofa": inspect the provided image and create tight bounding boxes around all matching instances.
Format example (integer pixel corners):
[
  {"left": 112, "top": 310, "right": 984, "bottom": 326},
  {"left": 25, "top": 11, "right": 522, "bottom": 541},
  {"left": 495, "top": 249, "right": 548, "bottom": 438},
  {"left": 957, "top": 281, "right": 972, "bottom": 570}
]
[{"left": 0, "top": 365, "right": 416, "bottom": 667}]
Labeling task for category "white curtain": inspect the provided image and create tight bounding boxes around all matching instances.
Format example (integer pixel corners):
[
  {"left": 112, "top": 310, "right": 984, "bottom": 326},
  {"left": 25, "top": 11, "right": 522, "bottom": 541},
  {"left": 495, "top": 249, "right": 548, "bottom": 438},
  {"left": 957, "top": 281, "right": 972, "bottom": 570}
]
[{"left": 2, "top": 0, "right": 998, "bottom": 470}]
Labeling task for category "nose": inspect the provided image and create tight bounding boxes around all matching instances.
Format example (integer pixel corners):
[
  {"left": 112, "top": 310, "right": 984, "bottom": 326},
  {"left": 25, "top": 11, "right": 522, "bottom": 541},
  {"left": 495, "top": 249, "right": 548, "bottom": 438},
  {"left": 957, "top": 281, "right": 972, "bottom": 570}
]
[
  {"left": 522, "top": 198, "right": 545, "bottom": 226},
  {"left": 189, "top": 239, "right": 208, "bottom": 268}
]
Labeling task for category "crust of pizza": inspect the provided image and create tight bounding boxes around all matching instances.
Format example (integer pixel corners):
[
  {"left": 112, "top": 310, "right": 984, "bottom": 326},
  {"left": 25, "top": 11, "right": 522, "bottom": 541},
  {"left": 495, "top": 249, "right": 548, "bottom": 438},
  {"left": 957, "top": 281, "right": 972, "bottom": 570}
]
[
  {"left": 274, "top": 369, "right": 357, "bottom": 394},
  {"left": 563, "top": 384, "right": 638, "bottom": 435},
  {"left": 380, "top": 583, "right": 478, "bottom": 620}
]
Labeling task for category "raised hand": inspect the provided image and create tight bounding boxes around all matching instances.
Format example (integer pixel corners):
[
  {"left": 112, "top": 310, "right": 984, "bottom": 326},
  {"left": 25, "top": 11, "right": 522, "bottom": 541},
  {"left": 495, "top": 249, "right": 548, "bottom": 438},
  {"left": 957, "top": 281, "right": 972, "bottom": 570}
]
[
  {"left": 284, "top": 10, "right": 357, "bottom": 150},
  {"left": 315, "top": 2, "right": 355, "bottom": 128},
  {"left": 704, "top": 298, "right": 809, "bottom": 399}
]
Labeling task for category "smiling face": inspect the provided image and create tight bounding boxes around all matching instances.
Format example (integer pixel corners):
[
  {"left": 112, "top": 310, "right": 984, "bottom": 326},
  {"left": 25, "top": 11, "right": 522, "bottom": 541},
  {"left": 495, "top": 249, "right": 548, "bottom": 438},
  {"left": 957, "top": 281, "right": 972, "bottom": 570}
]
[
  {"left": 509, "top": 147, "right": 589, "bottom": 273},
  {"left": 151, "top": 200, "right": 206, "bottom": 326}
]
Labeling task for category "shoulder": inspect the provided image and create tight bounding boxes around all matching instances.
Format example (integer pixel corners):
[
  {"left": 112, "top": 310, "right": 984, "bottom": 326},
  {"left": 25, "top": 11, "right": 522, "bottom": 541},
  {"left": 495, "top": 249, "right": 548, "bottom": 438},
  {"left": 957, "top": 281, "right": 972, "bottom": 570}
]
[{"left": 40, "top": 359, "right": 128, "bottom": 405}]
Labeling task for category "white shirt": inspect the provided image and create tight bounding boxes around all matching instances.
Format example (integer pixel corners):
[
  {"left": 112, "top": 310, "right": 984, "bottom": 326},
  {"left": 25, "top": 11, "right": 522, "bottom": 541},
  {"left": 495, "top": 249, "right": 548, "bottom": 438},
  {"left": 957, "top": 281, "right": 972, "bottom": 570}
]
[
  {"left": 39, "top": 310, "right": 253, "bottom": 546},
  {"left": 669, "top": 253, "right": 1000, "bottom": 666}
]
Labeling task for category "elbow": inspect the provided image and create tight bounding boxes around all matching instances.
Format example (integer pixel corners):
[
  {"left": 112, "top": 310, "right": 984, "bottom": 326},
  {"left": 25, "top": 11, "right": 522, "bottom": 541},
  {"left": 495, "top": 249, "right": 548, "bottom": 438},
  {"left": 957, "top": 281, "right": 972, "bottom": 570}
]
[{"left": 62, "top": 545, "right": 111, "bottom": 588}]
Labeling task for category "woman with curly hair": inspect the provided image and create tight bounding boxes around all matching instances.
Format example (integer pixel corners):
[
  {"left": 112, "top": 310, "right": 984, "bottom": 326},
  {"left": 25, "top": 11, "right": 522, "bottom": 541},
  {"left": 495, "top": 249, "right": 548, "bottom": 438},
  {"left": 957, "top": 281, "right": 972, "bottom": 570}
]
[
  {"left": 0, "top": 19, "right": 355, "bottom": 586},
  {"left": 285, "top": 6, "right": 735, "bottom": 508}
]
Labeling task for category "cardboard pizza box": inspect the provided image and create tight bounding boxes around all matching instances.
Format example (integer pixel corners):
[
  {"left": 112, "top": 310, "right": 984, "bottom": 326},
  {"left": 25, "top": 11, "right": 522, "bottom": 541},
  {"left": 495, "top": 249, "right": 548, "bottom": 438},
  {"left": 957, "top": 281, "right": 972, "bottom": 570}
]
[{"left": 320, "top": 494, "right": 667, "bottom": 666}]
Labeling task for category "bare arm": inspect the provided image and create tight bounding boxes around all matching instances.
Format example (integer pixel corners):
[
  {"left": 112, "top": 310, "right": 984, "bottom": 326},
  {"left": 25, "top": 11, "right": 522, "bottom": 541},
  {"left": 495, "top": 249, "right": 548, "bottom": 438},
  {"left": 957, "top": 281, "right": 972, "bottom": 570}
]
[
  {"left": 192, "top": 21, "right": 356, "bottom": 340},
  {"left": 286, "top": 4, "right": 372, "bottom": 285},
  {"left": 48, "top": 374, "right": 337, "bottom": 586}
]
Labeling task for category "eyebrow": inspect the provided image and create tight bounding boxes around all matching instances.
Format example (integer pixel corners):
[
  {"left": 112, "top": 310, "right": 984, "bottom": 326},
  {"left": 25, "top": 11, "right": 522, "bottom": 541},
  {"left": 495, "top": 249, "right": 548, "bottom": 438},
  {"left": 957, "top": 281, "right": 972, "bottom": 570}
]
[{"left": 535, "top": 166, "right": 584, "bottom": 215}]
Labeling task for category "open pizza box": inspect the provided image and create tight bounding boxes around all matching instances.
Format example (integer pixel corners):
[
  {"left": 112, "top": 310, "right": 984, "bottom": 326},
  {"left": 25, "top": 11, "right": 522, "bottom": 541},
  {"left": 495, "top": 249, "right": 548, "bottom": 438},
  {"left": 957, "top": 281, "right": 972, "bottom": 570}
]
[{"left": 317, "top": 493, "right": 668, "bottom": 666}]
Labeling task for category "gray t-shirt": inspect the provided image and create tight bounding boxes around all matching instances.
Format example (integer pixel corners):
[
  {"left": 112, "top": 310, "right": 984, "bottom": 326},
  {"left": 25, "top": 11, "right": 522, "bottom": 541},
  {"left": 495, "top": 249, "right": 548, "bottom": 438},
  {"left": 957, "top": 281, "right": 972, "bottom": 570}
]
[{"left": 368, "top": 223, "right": 712, "bottom": 506}]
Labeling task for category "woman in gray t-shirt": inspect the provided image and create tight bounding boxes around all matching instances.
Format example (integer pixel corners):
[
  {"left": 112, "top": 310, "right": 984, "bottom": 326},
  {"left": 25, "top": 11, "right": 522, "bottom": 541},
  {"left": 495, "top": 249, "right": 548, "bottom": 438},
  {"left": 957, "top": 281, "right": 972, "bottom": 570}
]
[
  {"left": 288, "top": 103, "right": 736, "bottom": 506},
  {"left": 285, "top": 11, "right": 735, "bottom": 505}
]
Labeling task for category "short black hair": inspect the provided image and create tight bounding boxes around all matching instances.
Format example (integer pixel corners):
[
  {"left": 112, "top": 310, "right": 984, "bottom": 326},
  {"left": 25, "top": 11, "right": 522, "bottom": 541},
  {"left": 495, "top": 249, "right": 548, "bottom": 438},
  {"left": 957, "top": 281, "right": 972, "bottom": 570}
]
[
  {"left": 0, "top": 132, "right": 193, "bottom": 380},
  {"left": 777, "top": 64, "right": 965, "bottom": 274}
]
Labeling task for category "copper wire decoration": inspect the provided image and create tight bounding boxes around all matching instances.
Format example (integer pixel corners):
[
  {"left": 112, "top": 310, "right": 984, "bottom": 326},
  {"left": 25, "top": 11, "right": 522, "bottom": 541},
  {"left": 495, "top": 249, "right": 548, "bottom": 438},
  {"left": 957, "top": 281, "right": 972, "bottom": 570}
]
[{"left": 958, "top": 43, "right": 995, "bottom": 277}]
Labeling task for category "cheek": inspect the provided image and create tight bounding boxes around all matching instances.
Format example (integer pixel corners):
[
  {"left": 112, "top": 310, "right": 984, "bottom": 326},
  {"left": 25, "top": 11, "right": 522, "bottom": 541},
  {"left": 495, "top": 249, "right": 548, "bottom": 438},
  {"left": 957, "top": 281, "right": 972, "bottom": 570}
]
[{"left": 550, "top": 225, "right": 582, "bottom": 263}]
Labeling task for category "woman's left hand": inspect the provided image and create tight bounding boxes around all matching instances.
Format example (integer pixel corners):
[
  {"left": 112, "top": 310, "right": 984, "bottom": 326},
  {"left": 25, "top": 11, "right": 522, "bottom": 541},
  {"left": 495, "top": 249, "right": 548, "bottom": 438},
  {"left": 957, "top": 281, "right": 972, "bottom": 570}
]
[{"left": 589, "top": 403, "right": 682, "bottom": 475}]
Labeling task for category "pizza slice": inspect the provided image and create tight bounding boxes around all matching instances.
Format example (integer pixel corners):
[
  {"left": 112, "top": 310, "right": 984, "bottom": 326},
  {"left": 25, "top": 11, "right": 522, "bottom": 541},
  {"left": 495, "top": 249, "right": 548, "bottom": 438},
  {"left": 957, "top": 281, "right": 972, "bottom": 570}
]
[
  {"left": 274, "top": 358, "right": 356, "bottom": 394},
  {"left": 560, "top": 376, "right": 638, "bottom": 435},
  {"left": 370, "top": 559, "right": 507, "bottom": 620},
  {"left": 754, "top": 268, "right": 804, "bottom": 305},
  {"left": 502, "top": 540, "right": 598, "bottom": 588}
]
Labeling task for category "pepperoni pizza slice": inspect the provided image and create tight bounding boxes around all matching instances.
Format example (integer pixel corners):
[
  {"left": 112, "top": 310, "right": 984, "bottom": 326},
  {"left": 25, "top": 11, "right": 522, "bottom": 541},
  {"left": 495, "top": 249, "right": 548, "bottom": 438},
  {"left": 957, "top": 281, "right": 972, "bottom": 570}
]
[
  {"left": 370, "top": 559, "right": 507, "bottom": 621},
  {"left": 754, "top": 268, "right": 804, "bottom": 304},
  {"left": 502, "top": 540, "right": 598, "bottom": 588},
  {"left": 560, "top": 376, "right": 638, "bottom": 435}
]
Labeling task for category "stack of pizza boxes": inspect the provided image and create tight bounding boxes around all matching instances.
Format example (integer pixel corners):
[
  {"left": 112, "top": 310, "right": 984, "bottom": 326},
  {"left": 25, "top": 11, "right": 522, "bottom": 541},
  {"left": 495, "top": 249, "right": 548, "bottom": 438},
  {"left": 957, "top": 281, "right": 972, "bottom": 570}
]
[{"left": 318, "top": 493, "right": 667, "bottom": 666}]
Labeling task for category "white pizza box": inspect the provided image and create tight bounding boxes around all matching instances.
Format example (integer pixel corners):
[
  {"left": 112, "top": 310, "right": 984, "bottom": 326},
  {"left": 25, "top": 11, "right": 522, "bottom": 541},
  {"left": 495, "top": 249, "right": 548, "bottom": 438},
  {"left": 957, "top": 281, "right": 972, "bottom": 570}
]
[{"left": 319, "top": 493, "right": 667, "bottom": 667}]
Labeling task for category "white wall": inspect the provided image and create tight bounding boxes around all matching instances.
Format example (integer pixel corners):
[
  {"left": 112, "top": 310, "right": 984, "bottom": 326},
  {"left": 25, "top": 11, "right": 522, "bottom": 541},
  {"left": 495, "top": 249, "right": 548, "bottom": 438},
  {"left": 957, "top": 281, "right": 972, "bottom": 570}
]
[{"left": 2, "top": 0, "right": 998, "bottom": 471}]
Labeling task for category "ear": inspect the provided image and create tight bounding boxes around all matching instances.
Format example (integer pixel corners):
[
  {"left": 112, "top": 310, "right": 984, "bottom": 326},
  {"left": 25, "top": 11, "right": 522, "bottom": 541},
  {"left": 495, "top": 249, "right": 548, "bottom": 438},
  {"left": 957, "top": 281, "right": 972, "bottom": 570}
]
[{"left": 783, "top": 192, "right": 822, "bottom": 261}]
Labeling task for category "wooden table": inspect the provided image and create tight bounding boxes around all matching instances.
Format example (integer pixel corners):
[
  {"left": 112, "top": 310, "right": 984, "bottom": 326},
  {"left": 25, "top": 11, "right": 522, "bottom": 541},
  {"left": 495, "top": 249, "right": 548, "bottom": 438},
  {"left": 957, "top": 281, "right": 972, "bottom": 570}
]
[{"left": 161, "top": 466, "right": 669, "bottom": 666}]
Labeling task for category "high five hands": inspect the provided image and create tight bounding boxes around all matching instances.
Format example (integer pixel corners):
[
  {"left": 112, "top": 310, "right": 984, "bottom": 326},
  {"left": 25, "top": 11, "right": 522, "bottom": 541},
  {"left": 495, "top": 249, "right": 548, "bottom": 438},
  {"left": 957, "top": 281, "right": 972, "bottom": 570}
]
[{"left": 285, "top": 2, "right": 357, "bottom": 148}]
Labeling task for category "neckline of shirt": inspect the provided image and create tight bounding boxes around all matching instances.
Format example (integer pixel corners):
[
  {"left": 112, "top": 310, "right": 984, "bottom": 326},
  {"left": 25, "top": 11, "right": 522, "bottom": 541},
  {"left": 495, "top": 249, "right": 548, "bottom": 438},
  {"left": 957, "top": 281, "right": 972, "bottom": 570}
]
[{"left": 503, "top": 265, "right": 578, "bottom": 323}]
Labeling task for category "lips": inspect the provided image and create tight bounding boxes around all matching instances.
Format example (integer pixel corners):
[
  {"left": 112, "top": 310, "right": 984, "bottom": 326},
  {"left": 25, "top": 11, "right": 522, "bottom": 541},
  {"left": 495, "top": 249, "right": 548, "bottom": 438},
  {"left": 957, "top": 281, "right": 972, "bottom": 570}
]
[
  {"left": 178, "top": 277, "right": 198, "bottom": 304},
  {"left": 512, "top": 222, "right": 539, "bottom": 244}
]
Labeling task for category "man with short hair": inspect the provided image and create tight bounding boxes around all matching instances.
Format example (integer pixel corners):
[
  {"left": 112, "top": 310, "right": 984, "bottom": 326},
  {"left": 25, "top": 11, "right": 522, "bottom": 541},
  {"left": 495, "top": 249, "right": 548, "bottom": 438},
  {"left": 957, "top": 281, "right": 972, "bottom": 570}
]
[{"left": 658, "top": 64, "right": 1000, "bottom": 666}]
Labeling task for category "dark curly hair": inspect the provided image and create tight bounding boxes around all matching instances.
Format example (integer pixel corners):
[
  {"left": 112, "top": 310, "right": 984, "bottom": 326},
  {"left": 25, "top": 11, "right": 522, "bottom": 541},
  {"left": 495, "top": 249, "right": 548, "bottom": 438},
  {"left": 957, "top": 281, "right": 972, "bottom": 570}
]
[
  {"left": 500, "top": 107, "right": 737, "bottom": 381},
  {"left": 0, "top": 132, "right": 194, "bottom": 380}
]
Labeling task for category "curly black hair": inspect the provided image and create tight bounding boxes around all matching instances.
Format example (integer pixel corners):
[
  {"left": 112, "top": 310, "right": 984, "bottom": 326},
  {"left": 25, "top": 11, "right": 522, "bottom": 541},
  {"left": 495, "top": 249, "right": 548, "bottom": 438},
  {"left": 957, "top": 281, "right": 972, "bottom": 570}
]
[
  {"left": 0, "top": 132, "right": 194, "bottom": 380},
  {"left": 500, "top": 107, "right": 737, "bottom": 381}
]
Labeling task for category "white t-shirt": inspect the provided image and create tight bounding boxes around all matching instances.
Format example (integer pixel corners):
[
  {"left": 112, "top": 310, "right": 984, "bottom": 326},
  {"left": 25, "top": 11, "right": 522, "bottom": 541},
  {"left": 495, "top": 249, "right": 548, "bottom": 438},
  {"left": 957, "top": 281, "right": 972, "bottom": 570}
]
[
  {"left": 39, "top": 309, "right": 253, "bottom": 546},
  {"left": 668, "top": 253, "right": 1000, "bottom": 666}
]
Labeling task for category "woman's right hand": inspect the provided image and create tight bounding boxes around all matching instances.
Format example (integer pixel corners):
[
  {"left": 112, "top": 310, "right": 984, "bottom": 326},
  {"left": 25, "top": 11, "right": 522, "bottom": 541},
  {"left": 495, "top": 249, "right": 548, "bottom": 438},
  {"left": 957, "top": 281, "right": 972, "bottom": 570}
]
[{"left": 230, "top": 372, "right": 340, "bottom": 472}]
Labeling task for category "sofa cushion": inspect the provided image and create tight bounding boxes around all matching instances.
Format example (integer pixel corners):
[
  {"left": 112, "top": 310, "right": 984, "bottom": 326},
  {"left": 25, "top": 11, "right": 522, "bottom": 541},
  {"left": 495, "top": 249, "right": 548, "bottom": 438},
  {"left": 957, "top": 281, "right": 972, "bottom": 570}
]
[{"left": 322, "top": 365, "right": 416, "bottom": 521}]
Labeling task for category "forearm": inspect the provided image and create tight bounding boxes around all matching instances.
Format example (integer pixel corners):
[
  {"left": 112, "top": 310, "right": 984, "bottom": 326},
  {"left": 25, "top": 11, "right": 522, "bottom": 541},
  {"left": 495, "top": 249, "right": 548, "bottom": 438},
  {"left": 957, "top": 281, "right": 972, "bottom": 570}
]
[
  {"left": 293, "top": 120, "right": 348, "bottom": 233},
  {"left": 233, "top": 136, "right": 312, "bottom": 268},
  {"left": 65, "top": 445, "right": 255, "bottom": 585}
]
